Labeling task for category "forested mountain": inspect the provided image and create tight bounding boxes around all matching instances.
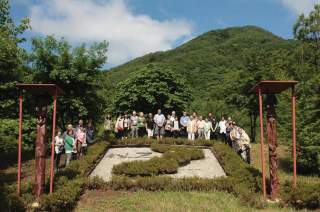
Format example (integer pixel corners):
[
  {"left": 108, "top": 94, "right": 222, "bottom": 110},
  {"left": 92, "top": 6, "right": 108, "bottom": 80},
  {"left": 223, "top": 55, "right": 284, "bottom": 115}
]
[{"left": 102, "top": 26, "right": 297, "bottom": 141}]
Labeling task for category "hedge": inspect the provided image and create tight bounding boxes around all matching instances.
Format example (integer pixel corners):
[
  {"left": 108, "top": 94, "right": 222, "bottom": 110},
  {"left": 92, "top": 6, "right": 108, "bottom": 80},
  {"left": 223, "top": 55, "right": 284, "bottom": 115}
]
[
  {"left": 2, "top": 137, "right": 319, "bottom": 210},
  {"left": 112, "top": 144, "right": 204, "bottom": 176},
  {"left": 105, "top": 141, "right": 264, "bottom": 208},
  {"left": 1, "top": 140, "right": 109, "bottom": 211}
]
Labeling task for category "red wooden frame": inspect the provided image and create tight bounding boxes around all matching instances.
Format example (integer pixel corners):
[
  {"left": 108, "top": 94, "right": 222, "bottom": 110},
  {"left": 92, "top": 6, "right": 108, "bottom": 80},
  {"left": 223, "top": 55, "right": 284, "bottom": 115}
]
[
  {"left": 250, "top": 80, "right": 298, "bottom": 198},
  {"left": 16, "top": 84, "right": 63, "bottom": 196}
]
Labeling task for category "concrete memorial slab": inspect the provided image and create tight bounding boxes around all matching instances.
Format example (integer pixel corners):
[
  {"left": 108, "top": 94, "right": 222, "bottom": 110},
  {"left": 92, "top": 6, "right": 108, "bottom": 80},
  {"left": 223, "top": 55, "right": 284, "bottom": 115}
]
[{"left": 90, "top": 147, "right": 226, "bottom": 181}]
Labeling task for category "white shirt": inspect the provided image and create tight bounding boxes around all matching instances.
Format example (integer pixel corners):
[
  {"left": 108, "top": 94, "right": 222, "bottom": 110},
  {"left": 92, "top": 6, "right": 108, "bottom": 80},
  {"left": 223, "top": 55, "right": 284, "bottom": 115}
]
[
  {"left": 154, "top": 114, "right": 165, "bottom": 126},
  {"left": 218, "top": 120, "right": 227, "bottom": 134},
  {"left": 173, "top": 120, "right": 179, "bottom": 130},
  {"left": 55, "top": 135, "right": 64, "bottom": 154}
]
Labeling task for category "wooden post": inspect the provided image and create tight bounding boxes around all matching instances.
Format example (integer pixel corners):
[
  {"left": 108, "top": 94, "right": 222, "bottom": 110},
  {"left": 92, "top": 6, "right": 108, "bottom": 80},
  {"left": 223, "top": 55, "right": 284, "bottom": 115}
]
[
  {"left": 292, "top": 86, "right": 297, "bottom": 188},
  {"left": 258, "top": 88, "right": 267, "bottom": 198},
  {"left": 50, "top": 88, "right": 57, "bottom": 193},
  {"left": 266, "top": 101, "right": 280, "bottom": 200},
  {"left": 17, "top": 93, "right": 23, "bottom": 196},
  {"left": 34, "top": 105, "right": 47, "bottom": 197}
]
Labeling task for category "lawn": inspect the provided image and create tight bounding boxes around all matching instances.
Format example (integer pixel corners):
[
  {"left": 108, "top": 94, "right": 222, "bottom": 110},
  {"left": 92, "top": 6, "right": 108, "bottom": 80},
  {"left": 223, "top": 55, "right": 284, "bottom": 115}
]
[
  {"left": 250, "top": 143, "right": 320, "bottom": 185},
  {"left": 75, "top": 142, "right": 318, "bottom": 211},
  {"left": 76, "top": 190, "right": 294, "bottom": 212}
]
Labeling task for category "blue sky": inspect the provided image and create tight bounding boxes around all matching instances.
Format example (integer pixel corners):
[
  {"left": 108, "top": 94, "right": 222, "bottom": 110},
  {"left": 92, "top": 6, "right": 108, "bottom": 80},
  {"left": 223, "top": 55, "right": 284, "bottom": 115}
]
[{"left": 11, "top": 0, "right": 320, "bottom": 68}]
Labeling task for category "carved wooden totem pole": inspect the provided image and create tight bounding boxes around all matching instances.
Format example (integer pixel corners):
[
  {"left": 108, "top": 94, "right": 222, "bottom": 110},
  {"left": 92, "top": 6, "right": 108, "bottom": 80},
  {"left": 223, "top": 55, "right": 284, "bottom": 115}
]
[
  {"left": 34, "top": 99, "right": 48, "bottom": 197},
  {"left": 266, "top": 95, "right": 280, "bottom": 200}
]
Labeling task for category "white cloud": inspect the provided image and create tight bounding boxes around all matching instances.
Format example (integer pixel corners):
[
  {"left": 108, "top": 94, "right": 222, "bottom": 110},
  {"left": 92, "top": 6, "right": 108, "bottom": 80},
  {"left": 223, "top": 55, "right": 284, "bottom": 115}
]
[
  {"left": 279, "top": 0, "right": 320, "bottom": 15},
  {"left": 28, "top": 0, "right": 193, "bottom": 66}
]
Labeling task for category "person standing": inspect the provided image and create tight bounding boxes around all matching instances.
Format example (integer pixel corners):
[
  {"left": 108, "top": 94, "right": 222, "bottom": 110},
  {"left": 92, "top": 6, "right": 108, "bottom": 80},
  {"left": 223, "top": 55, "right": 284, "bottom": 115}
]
[
  {"left": 180, "top": 111, "right": 189, "bottom": 137},
  {"left": 197, "top": 116, "right": 206, "bottom": 139},
  {"left": 218, "top": 116, "right": 227, "bottom": 142},
  {"left": 75, "top": 119, "right": 87, "bottom": 159},
  {"left": 187, "top": 117, "right": 197, "bottom": 142},
  {"left": 130, "top": 111, "right": 139, "bottom": 138},
  {"left": 208, "top": 113, "right": 217, "bottom": 139},
  {"left": 137, "top": 112, "right": 146, "bottom": 137},
  {"left": 165, "top": 114, "right": 172, "bottom": 137},
  {"left": 226, "top": 118, "right": 233, "bottom": 147},
  {"left": 86, "top": 118, "right": 94, "bottom": 145},
  {"left": 204, "top": 118, "right": 214, "bottom": 140},
  {"left": 230, "top": 123, "right": 251, "bottom": 164},
  {"left": 103, "top": 115, "right": 113, "bottom": 140},
  {"left": 54, "top": 128, "right": 64, "bottom": 172},
  {"left": 123, "top": 114, "right": 130, "bottom": 139},
  {"left": 64, "top": 126, "right": 75, "bottom": 167},
  {"left": 115, "top": 115, "right": 124, "bottom": 139},
  {"left": 154, "top": 109, "right": 166, "bottom": 140},
  {"left": 146, "top": 113, "right": 154, "bottom": 138},
  {"left": 172, "top": 116, "right": 180, "bottom": 138}
]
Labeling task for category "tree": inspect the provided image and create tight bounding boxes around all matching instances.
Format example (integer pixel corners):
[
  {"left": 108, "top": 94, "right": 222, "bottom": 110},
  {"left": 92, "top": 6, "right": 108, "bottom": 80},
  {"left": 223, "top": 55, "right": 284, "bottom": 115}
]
[
  {"left": 293, "top": 4, "right": 320, "bottom": 175},
  {"left": 112, "top": 64, "right": 192, "bottom": 115},
  {"left": 0, "top": 0, "right": 30, "bottom": 118},
  {"left": 30, "top": 36, "right": 108, "bottom": 126}
]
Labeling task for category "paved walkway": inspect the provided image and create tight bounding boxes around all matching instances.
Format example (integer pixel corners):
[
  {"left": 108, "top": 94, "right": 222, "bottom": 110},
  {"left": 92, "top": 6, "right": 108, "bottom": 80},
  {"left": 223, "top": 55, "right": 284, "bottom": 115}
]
[{"left": 90, "top": 147, "right": 226, "bottom": 181}]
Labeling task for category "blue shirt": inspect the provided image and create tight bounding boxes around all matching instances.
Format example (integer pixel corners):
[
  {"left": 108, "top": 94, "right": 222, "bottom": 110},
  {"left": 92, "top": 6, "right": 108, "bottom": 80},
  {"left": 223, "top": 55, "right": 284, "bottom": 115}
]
[{"left": 180, "top": 116, "right": 190, "bottom": 127}]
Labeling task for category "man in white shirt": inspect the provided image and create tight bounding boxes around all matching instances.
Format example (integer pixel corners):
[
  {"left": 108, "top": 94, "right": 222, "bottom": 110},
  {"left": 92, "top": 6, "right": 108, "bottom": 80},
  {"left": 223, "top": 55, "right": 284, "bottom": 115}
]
[{"left": 153, "top": 109, "right": 166, "bottom": 140}]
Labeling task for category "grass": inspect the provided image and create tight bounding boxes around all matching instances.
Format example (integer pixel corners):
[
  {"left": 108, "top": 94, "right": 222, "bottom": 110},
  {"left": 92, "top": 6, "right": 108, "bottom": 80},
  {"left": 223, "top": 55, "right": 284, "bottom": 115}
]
[
  {"left": 0, "top": 154, "right": 67, "bottom": 186},
  {"left": 250, "top": 143, "right": 320, "bottom": 185},
  {"left": 76, "top": 190, "right": 294, "bottom": 212}
]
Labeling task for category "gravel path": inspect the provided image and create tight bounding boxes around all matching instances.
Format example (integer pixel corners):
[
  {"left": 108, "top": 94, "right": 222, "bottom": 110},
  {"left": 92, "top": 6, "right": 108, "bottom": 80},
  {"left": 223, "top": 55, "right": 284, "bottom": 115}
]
[{"left": 90, "top": 147, "right": 226, "bottom": 181}]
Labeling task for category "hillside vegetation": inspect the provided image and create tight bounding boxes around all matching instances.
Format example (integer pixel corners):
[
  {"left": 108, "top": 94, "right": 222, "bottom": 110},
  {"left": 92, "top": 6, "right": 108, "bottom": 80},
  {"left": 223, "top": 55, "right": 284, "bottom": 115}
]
[{"left": 102, "top": 26, "right": 296, "bottom": 140}]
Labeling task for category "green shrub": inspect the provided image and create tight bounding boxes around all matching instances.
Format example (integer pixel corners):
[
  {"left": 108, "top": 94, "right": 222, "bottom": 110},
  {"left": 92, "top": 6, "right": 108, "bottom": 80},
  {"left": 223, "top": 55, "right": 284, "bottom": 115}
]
[
  {"left": 112, "top": 145, "right": 204, "bottom": 177},
  {"left": 281, "top": 180, "right": 320, "bottom": 209},
  {"left": 297, "top": 146, "right": 320, "bottom": 176},
  {"left": 1, "top": 139, "right": 109, "bottom": 211}
]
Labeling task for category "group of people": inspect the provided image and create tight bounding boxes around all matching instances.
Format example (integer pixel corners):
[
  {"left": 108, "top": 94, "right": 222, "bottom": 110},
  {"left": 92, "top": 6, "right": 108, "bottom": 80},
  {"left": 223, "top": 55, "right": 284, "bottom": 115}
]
[
  {"left": 104, "top": 109, "right": 251, "bottom": 163},
  {"left": 54, "top": 119, "right": 94, "bottom": 172}
]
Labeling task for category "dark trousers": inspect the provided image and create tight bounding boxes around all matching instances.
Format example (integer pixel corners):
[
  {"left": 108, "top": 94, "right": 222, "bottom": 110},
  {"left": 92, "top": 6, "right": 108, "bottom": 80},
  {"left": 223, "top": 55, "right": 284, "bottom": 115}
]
[
  {"left": 165, "top": 130, "right": 172, "bottom": 137},
  {"left": 123, "top": 127, "right": 129, "bottom": 138},
  {"left": 138, "top": 127, "right": 146, "bottom": 137},
  {"left": 55, "top": 153, "right": 62, "bottom": 171},
  {"left": 172, "top": 130, "right": 179, "bottom": 138},
  {"left": 219, "top": 133, "right": 227, "bottom": 143},
  {"left": 180, "top": 127, "right": 187, "bottom": 138}
]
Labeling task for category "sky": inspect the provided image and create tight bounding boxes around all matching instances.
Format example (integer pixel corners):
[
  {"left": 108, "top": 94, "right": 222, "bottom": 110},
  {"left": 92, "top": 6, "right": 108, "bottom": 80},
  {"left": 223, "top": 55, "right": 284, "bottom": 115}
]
[{"left": 11, "top": 0, "right": 320, "bottom": 68}]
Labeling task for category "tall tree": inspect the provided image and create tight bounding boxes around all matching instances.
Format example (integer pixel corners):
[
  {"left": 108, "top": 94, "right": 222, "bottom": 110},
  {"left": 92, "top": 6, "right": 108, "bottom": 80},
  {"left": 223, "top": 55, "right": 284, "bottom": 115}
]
[
  {"left": 293, "top": 4, "right": 320, "bottom": 175},
  {"left": 0, "top": 0, "right": 30, "bottom": 118},
  {"left": 112, "top": 64, "right": 192, "bottom": 115},
  {"left": 30, "top": 36, "right": 108, "bottom": 126}
]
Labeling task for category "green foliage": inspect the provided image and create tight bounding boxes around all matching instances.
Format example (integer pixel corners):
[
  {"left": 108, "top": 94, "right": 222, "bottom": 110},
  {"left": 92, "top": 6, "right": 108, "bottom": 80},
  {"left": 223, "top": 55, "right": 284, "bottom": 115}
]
[
  {"left": 29, "top": 36, "right": 108, "bottom": 125},
  {"left": 103, "top": 26, "right": 295, "bottom": 135},
  {"left": 0, "top": 118, "right": 36, "bottom": 167},
  {"left": 112, "top": 144, "right": 204, "bottom": 176},
  {"left": 111, "top": 64, "right": 191, "bottom": 115},
  {"left": 0, "top": 0, "right": 30, "bottom": 118},
  {"left": 108, "top": 141, "right": 263, "bottom": 208},
  {"left": 297, "top": 146, "right": 320, "bottom": 175},
  {"left": 1, "top": 140, "right": 109, "bottom": 211},
  {"left": 281, "top": 180, "right": 320, "bottom": 209},
  {"left": 293, "top": 4, "right": 320, "bottom": 174}
]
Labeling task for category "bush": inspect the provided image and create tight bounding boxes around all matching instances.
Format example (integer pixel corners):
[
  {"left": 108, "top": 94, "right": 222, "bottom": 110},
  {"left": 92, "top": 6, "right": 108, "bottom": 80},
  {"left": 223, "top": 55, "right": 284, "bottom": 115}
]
[
  {"left": 112, "top": 144, "right": 204, "bottom": 177},
  {"left": 281, "top": 180, "right": 320, "bottom": 209},
  {"left": 2, "top": 139, "right": 109, "bottom": 211},
  {"left": 297, "top": 146, "right": 320, "bottom": 176},
  {"left": 0, "top": 118, "right": 36, "bottom": 167}
]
